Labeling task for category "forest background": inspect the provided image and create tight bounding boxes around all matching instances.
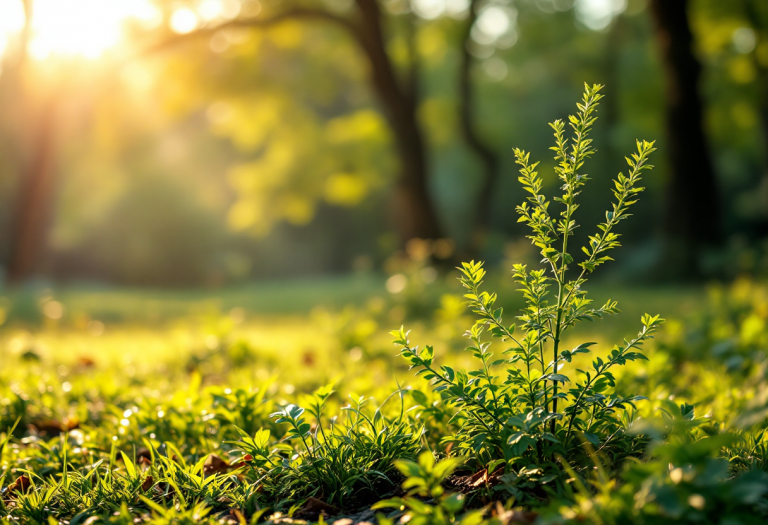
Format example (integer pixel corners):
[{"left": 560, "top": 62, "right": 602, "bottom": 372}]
[{"left": 0, "top": 0, "right": 765, "bottom": 293}]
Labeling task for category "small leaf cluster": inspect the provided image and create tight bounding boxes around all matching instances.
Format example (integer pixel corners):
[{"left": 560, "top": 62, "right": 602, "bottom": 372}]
[
  {"left": 373, "top": 452, "right": 488, "bottom": 525},
  {"left": 231, "top": 385, "right": 422, "bottom": 509}
]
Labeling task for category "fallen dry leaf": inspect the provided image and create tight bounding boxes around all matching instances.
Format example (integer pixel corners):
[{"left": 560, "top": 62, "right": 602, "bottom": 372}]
[
  {"left": 28, "top": 418, "right": 79, "bottom": 437},
  {"left": 141, "top": 475, "right": 154, "bottom": 491},
  {"left": 293, "top": 497, "right": 337, "bottom": 520},
  {"left": 204, "top": 453, "right": 231, "bottom": 476},
  {"left": 77, "top": 356, "right": 96, "bottom": 368},
  {"left": 453, "top": 465, "right": 504, "bottom": 490},
  {"left": 7, "top": 475, "right": 31, "bottom": 495}
]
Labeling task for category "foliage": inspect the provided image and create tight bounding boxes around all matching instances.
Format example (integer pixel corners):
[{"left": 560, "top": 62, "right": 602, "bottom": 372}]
[
  {"left": 540, "top": 405, "right": 768, "bottom": 524},
  {"left": 392, "top": 85, "right": 662, "bottom": 501},
  {"left": 659, "top": 277, "right": 768, "bottom": 372}
]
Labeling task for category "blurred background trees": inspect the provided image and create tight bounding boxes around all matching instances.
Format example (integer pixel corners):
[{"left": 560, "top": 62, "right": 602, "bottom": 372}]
[{"left": 0, "top": 0, "right": 767, "bottom": 286}]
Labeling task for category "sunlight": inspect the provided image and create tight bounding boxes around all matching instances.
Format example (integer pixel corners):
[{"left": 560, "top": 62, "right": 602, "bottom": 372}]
[
  {"left": 0, "top": 0, "right": 246, "bottom": 62},
  {"left": 169, "top": 8, "right": 200, "bottom": 35},
  {"left": 574, "top": 0, "right": 627, "bottom": 31},
  {"left": 0, "top": 0, "right": 161, "bottom": 61},
  {"left": 0, "top": 0, "right": 25, "bottom": 60}
]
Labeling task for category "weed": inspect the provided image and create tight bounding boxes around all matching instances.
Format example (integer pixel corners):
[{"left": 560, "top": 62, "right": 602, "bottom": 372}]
[{"left": 229, "top": 385, "right": 421, "bottom": 510}]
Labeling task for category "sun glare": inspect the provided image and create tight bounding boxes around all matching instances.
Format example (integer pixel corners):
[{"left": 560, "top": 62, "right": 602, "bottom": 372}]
[
  {"left": 0, "top": 0, "right": 245, "bottom": 63},
  {"left": 0, "top": 0, "right": 247, "bottom": 63},
  {"left": 0, "top": 0, "right": 160, "bottom": 61},
  {"left": 37, "top": 0, "right": 162, "bottom": 59}
]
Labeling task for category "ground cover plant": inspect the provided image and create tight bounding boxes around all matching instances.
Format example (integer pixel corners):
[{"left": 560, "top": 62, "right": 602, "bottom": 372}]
[{"left": 1, "top": 85, "right": 768, "bottom": 525}]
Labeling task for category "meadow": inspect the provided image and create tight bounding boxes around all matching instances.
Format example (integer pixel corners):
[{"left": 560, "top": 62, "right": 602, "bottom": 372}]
[{"left": 2, "top": 262, "right": 766, "bottom": 524}]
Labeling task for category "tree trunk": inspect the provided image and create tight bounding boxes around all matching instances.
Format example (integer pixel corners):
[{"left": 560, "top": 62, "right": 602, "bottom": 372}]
[
  {"left": 352, "top": 0, "right": 443, "bottom": 242},
  {"left": 649, "top": 0, "right": 722, "bottom": 275},
  {"left": 743, "top": 0, "right": 768, "bottom": 174},
  {"left": 458, "top": 0, "right": 500, "bottom": 249},
  {"left": 3, "top": 0, "right": 62, "bottom": 284},
  {"left": 6, "top": 96, "right": 60, "bottom": 283}
]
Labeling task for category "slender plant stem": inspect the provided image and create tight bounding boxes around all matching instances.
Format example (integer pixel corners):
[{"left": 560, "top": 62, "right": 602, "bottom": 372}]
[
  {"left": 420, "top": 361, "right": 509, "bottom": 432},
  {"left": 551, "top": 285, "right": 564, "bottom": 433}
]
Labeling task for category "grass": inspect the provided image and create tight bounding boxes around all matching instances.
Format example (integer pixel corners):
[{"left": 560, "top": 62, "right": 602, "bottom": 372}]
[
  {"left": 1, "top": 270, "right": 752, "bottom": 524},
  {"left": 5, "top": 242, "right": 752, "bottom": 525}
]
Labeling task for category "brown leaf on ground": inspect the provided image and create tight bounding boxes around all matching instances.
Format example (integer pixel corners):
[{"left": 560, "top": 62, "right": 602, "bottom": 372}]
[
  {"left": 228, "top": 509, "right": 246, "bottom": 524},
  {"left": 301, "top": 350, "right": 316, "bottom": 366},
  {"left": 77, "top": 356, "right": 96, "bottom": 368},
  {"left": 153, "top": 482, "right": 175, "bottom": 496},
  {"left": 469, "top": 468, "right": 489, "bottom": 487},
  {"left": 453, "top": 464, "right": 505, "bottom": 490},
  {"left": 204, "top": 454, "right": 231, "bottom": 476},
  {"left": 7, "top": 475, "right": 31, "bottom": 495},
  {"left": 141, "top": 475, "right": 154, "bottom": 491},
  {"left": 293, "top": 497, "right": 338, "bottom": 520},
  {"left": 28, "top": 417, "right": 79, "bottom": 437},
  {"left": 28, "top": 421, "right": 61, "bottom": 437},
  {"left": 118, "top": 448, "right": 152, "bottom": 466}
]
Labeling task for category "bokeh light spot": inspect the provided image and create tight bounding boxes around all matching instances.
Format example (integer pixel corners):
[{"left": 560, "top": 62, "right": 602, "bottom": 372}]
[{"left": 170, "top": 8, "right": 200, "bottom": 34}]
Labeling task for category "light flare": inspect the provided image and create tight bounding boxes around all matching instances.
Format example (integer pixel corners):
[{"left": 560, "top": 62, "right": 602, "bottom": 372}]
[{"left": 0, "top": 0, "right": 161, "bottom": 61}]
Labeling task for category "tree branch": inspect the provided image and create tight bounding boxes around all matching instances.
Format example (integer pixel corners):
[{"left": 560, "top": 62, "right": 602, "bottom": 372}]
[{"left": 132, "top": 8, "right": 358, "bottom": 60}]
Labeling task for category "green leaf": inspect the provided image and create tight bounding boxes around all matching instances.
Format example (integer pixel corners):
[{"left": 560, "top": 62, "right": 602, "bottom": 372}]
[
  {"left": 120, "top": 452, "right": 136, "bottom": 479},
  {"left": 394, "top": 459, "right": 421, "bottom": 478}
]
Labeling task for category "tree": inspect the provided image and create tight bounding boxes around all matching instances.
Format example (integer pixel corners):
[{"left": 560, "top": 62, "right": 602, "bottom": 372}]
[
  {"left": 741, "top": 0, "right": 768, "bottom": 170},
  {"left": 151, "top": 1, "right": 445, "bottom": 245},
  {"left": 2, "top": 0, "right": 64, "bottom": 283},
  {"left": 457, "top": 0, "right": 501, "bottom": 247},
  {"left": 649, "top": 0, "right": 722, "bottom": 275}
]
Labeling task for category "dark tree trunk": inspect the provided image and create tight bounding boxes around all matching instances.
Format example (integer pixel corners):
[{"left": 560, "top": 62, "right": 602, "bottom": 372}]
[
  {"left": 3, "top": 0, "right": 62, "bottom": 284},
  {"left": 743, "top": 0, "right": 768, "bottom": 173},
  {"left": 6, "top": 96, "right": 60, "bottom": 283},
  {"left": 649, "top": 0, "right": 722, "bottom": 274},
  {"left": 458, "top": 0, "right": 500, "bottom": 248},
  {"left": 352, "top": 0, "right": 443, "bottom": 242}
]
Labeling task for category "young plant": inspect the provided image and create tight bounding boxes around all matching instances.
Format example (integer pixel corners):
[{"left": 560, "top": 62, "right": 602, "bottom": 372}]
[
  {"left": 231, "top": 385, "right": 422, "bottom": 510},
  {"left": 393, "top": 84, "right": 664, "bottom": 491}
]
